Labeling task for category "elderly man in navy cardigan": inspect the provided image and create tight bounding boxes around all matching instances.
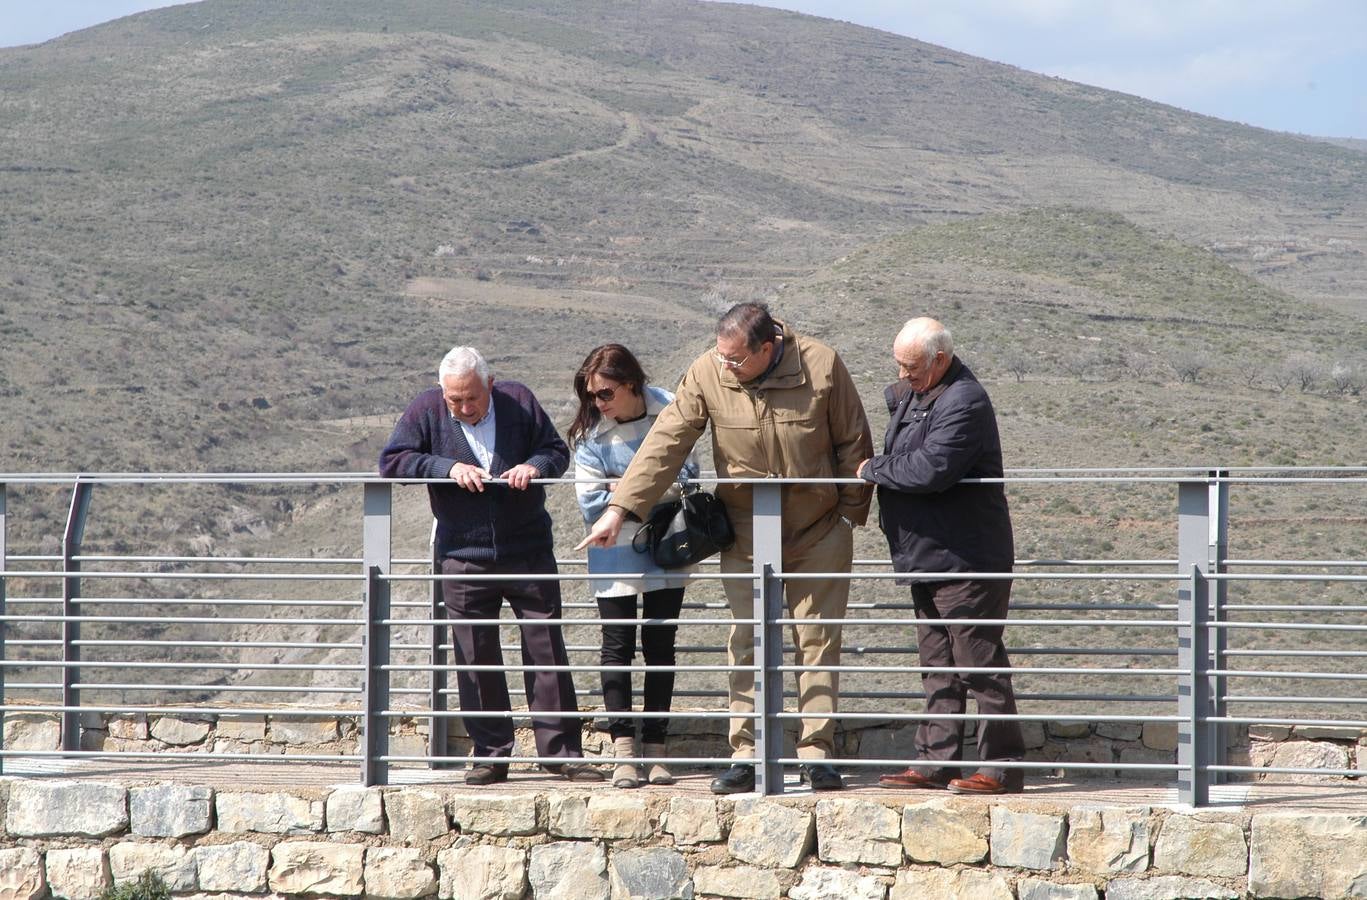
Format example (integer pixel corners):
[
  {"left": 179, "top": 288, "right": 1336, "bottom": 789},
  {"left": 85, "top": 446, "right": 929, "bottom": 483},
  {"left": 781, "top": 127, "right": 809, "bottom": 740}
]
[{"left": 380, "top": 346, "right": 602, "bottom": 784}]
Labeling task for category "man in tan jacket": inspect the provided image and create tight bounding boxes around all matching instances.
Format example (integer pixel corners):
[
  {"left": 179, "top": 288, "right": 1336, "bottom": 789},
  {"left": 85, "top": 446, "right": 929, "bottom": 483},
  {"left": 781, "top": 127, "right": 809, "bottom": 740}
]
[{"left": 578, "top": 302, "right": 873, "bottom": 792}]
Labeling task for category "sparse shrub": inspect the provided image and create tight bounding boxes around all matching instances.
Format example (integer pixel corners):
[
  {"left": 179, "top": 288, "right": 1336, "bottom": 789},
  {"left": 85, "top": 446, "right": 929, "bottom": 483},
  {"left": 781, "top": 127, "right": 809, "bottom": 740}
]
[
  {"left": 1329, "top": 362, "right": 1361, "bottom": 395},
  {"left": 1172, "top": 353, "right": 1205, "bottom": 384},
  {"left": 1002, "top": 352, "right": 1032, "bottom": 383},
  {"left": 101, "top": 871, "right": 171, "bottom": 900},
  {"left": 1284, "top": 357, "right": 1321, "bottom": 392}
]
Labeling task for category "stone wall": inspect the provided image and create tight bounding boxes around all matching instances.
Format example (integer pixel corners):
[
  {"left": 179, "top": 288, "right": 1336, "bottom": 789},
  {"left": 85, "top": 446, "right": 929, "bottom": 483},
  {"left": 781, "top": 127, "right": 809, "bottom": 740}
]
[
  {"left": 5, "top": 709, "right": 1366, "bottom": 783},
  {"left": 3, "top": 780, "right": 1367, "bottom": 899}
]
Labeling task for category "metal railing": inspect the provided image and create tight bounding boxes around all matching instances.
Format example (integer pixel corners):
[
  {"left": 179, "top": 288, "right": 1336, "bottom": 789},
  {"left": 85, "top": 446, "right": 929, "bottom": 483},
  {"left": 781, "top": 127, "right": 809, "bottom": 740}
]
[{"left": 0, "top": 468, "right": 1363, "bottom": 806}]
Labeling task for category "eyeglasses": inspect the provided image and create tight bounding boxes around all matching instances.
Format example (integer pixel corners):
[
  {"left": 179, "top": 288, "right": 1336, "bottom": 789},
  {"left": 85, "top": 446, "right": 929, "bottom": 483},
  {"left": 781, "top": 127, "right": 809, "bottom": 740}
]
[
  {"left": 587, "top": 386, "right": 619, "bottom": 402},
  {"left": 713, "top": 351, "right": 750, "bottom": 369}
]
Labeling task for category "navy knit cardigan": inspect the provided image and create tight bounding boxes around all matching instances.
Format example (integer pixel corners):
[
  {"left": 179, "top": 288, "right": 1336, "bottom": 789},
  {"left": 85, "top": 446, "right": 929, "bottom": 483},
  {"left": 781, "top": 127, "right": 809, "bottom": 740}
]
[{"left": 378, "top": 381, "right": 569, "bottom": 562}]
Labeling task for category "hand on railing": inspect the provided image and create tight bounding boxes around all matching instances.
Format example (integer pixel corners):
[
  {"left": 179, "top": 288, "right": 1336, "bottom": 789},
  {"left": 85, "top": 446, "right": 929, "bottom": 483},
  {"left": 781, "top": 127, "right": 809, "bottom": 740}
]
[
  {"left": 448, "top": 462, "right": 492, "bottom": 492},
  {"left": 576, "top": 507, "right": 625, "bottom": 550}
]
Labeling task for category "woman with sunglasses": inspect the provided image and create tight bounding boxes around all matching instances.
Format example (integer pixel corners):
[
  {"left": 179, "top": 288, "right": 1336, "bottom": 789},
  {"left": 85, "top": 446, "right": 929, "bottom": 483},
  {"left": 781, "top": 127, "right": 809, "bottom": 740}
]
[{"left": 568, "top": 343, "right": 699, "bottom": 788}]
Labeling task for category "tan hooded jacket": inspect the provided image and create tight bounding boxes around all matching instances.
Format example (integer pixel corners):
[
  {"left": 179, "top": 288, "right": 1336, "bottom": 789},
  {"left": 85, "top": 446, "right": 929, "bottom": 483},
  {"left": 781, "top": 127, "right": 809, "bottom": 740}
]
[{"left": 610, "top": 321, "right": 873, "bottom": 557}]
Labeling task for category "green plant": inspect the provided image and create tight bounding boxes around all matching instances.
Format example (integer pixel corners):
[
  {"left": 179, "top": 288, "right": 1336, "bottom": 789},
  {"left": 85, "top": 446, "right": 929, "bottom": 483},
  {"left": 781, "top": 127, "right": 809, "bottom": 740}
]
[{"left": 101, "top": 871, "right": 172, "bottom": 900}]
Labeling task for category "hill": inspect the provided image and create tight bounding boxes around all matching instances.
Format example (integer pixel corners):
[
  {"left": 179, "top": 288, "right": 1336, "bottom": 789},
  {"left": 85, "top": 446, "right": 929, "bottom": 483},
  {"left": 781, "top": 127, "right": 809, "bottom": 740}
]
[{"left": 0, "top": 0, "right": 1363, "bottom": 711}]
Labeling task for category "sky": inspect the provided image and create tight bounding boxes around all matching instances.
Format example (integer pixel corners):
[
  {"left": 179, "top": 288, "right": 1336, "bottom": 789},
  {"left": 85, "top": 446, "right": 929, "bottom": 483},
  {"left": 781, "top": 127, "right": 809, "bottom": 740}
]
[{"left": 3, "top": 0, "right": 1365, "bottom": 139}]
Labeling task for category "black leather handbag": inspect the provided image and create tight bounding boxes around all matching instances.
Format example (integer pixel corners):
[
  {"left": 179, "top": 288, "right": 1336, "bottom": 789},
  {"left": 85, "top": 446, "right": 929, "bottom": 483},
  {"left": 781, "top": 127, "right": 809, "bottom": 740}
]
[{"left": 632, "top": 487, "right": 735, "bottom": 567}]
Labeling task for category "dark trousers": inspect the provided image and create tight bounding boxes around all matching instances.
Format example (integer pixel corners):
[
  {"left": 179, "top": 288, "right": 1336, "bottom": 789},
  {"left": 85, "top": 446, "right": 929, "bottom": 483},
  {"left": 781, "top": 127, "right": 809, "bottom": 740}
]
[
  {"left": 911, "top": 578, "right": 1024, "bottom": 786},
  {"left": 597, "top": 587, "right": 685, "bottom": 744},
  {"left": 441, "top": 553, "right": 582, "bottom": 761}
]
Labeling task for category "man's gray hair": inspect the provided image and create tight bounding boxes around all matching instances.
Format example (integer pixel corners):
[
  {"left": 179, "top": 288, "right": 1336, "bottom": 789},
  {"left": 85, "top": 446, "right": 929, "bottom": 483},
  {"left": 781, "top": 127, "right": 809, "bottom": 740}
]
[
  {"left": 898, "top": 318, "right": 953, "bottom": 365},
  {"left": 438, "top": 346, "right": 490, "bottom": 382}
]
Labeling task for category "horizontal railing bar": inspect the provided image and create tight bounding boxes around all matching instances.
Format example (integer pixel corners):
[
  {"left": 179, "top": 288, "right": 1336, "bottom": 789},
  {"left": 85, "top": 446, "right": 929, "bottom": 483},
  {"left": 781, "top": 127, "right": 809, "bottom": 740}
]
[
  {"left": 376, "top": 617, "right": 757, "bottom": 627},
  {"left": 71, "top": 597, "right": 363, "bottom": 608},
  {"left": 0, "top": 615, "right": 364, "bottom": 625},
  {"left": 778, "top": 665, "right": 1183, "bottom": 676},
  {"left": 1224, "top": 695, "right": 1367, "bottom": 704},
  {"left": 783, "top": 617, "right": 1182, "bottom": 627},
  {"left": 1206, "top": 669, "right": 1367, "bottom": 680},
  {"left": 1209, "top": 765, "right": 1367, "bottom": 776},
  {"left": 1222, "top": 604, "right": 1367, "bottom": 613},
  {"left": 73, "top": 640, "right": 362, "bottom": 650},
  {"left": 72, "top": 683, "right": 362, "bottom": 693},
  {"left": 0, "top": 749, "right": 358, "bottom": 762},
  {"left": 1224, "top": 649, "right": 1367, "bottom": 658},
  {"left": 1211, "top": 622, "right": 1367, "bottom": 632},
  {"left": 1226, "top": 559, "right": 1367, "bottom": 568},
  {"left": 1208, "top": 573, "right": 1367, "bottom": 583},
  {"left": 0, "top": 704, "right": 360, "bottom": 715},
  {"left": 5, "top": 660, "right": 363, "bottom": 671},
  {"left": 383, "top": 663, "right": 759, "bottom": 673},
  {"left": 1207, "top": 716, "right": 1367, "bottom": 727},
  {"left": 771, "top": 711, "right": 1184, "bottom": 722},
  {"left": 1, "top": 570, "right": 364, "bottom": 581},
  {"left": 72, "top": 555, "right": 365, "bottom": 565}
]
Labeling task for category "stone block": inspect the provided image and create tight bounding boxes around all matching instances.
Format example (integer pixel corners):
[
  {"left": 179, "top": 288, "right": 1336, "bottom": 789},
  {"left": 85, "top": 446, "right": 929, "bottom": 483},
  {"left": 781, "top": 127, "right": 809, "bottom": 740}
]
[
  {"left": 6, "top": 781, "right": 128, "bottom": 837},
  {"left": 855, "top": 725, "right": 912, "bottom": 761},
  {"left": 1048, "top": 721, "right": 1092, "bottom": 739},
  {"left": 0, "top": 848, "right": 45, "bottom": 900},
  {"left": 815, "top": 798, "right": 901, "bottom": 866},
  {"left": 664, "top": 797, "right": 722, "bottom": 844},
  {"left": 1048, "top": 737, "right": 1116, "bottom": 777},
  {"left": 1152, "top": 814, "right": 1246, "bottom": 877},
  {"left": 326, "top": 786, "right": 385, "bottom": 834},
  {"left": 109, "top": 842, "right": 197, "bottom": 892},
  {"left": 1020, "top": 720, "right": 1047, "bottom": 749},
  {"left": 990, "top": 807, "right": 1066, "bottom": 870},
  {"left": 789, "top": 867, "right": 884, "bottom": 900},
  {"left": 130, "top": 785, "right": 213, "bottom": 837},
  {"left": 1016, "top": 879, "right": 1099, "bottom": 900},
  {"left": 1066, "top": 806, "right": 1150, "bottom": 874},
  {"left": 692, "top": 865, "right": 792, "bottom": 900},
  {"left": 1291, "top": 724, "right": 1361, "bottom": 741},
  {"left": 548, "top": 795, "right": 651, "bottom": 840},
  {"left": 1141, "top": 723, "right": 1178, "bottom": 751},
  {"left": 901, "top": 799, "right": 989, "bottom": 865},
  {"left": 150, "top": 715, "right": 212, "bottom": 745},
  {"left": 1267, "top": 739, "right": 1352, "bottom": 781},
  {"left": 212, "top": 737, "right": 286, "bottom": 755},
  {"left": 450, "top": 794, "right": 539, "bottom": 836},
  {"left": 217, "top": 714, "right": 268, "bottom": 741},
  {"left": 194, "top": 842, "right": 270, "bottom": 893},
  {"left": 437, "top": 844, "right": 527, "bottom": 900},
  {"left": 1103, "top": 876, "right": 1238, "bottom": 899},
  {"left": 2, "top": 714, "right": 59, "bottom": 750},
  {"left": 1117, "top": 747, "right": 1174, "bottom": 779},
  {"left": 728, "top": 801, "right": 814, "bottom": 868},
  {"left": 271, "top": 716, "right": 340, "bottom": 744},
  {"left": 1249, "top": 812, "right": 1367, "bottom": 899},
  {"left": 385, "top": 789, "right": 449, "bottom": 843},
  {"left": 269, "top": 842, "right": 365, "bottom": 896},
  {"left": 1096, "top": 722, "right": 1143, "bottom": 741},
  {"left": 1248, "top": 724, "right": 1291, "bottom": 742},
  {"left": 365, "top": 847, "right": 437, "bottom": 900},
  {"left": 45, "top": 847, "right": 110, "bottom": 900},
  {"left": 890, "top": 867, "right": 1011, "bottom": 900},
  {"left": 528, "top": 842, "right": 608, "bottom": 900},
  {"left": 108, "top": 714, "right": 149, "bottom": 741},
  {"left": 608, "top": 848, "right": 691, "bottom": 900},
  {"left": 216, "top": 791, "right": 324, "bottom": 834}
]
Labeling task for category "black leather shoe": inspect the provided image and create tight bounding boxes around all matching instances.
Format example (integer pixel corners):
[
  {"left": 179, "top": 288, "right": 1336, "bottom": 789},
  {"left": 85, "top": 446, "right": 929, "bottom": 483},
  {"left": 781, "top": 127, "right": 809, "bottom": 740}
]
[
  {"left": 465, "top": 763, "right": 509, "bottom": 786},
  {"left": 542, "top": 762, "right": 606, "bottom": 782},
  {"left": 709, "top": 764, "right": 756, "bottom": 794},
  {"left": 800, "top": 763, "right": 844, "bottom": 791}
]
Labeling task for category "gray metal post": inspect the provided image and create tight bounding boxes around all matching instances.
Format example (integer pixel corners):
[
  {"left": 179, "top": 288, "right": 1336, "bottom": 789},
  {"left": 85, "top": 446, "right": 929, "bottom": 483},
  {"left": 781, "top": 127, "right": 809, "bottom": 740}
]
[
  {"left": 1176, "top": 480, "right": 1213, "bottom": 806},
  {"left": 362, "top": 482, "right": 392, "bottom": 786},
  {"left": 1207, "top": 470, "right": 1230, "bottom": 784},
  {"left": 1, "top": 482, "right": 7, "bottom": 772},
  {"left": 61, "top": 480, "right": 93, "bottom": 752},
  {"left": 429, "top": 519, "right": 452, "bottom": 768},
  {"left": 752, "top": 482, "right": 785, "bottom": 795}
]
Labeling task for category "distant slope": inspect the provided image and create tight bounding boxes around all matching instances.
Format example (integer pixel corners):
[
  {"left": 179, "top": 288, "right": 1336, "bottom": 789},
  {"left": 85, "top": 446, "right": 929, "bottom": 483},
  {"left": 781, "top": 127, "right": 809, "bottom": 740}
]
[{"left": 0, "top": 0, "right": 1363, "bottom": 552}]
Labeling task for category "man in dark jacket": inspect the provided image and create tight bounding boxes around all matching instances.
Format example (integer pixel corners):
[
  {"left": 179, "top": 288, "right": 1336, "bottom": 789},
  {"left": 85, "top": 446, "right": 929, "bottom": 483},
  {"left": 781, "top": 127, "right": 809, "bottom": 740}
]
[
  {"left": 379, "top": 346, "right": 601, "bottom": 785},
  {"left": 858, "top": 318, "right": 1024, "bottom": 794}
]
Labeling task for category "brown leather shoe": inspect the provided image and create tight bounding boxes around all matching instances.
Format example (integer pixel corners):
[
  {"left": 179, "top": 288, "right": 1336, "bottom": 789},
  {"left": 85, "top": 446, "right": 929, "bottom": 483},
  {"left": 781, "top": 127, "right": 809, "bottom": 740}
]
[
  {"left": 464, "top": 764, "right": 509, "bottom": 786},
  {"left": 946, "top": 773, "right": 1016, "bottom": 795},
  {"left": 877, "top": 767, "right": 951, "bottom": 789},
  {"left": 543, "top": 762, "right": 606, "bottom": 782}
]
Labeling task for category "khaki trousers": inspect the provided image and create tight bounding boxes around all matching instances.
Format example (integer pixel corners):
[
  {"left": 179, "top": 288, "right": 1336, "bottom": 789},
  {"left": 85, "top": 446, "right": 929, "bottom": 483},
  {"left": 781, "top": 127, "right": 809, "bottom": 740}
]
[{"left": 720, "top": 518, "right": 853, "bottom": 759}]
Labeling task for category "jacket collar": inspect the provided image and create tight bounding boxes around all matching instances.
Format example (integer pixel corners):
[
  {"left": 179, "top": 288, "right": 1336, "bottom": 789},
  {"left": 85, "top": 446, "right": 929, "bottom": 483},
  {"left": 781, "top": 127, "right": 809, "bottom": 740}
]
[
  {"left": 719, "top": 320, "right": 806, "bottom": 391},
  {"left": 586, "top": 384, "right": 670, "bottom": 441}
]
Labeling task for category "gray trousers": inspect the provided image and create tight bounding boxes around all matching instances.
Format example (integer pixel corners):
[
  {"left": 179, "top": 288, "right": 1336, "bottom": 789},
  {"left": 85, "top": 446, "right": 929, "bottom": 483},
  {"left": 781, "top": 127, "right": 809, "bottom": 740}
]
[
  {"left": 911, "top": 578, "right": 1024, "bottom": 786},
  {"left": 441, "top": 552, "right": 583, "bottom": 762}
]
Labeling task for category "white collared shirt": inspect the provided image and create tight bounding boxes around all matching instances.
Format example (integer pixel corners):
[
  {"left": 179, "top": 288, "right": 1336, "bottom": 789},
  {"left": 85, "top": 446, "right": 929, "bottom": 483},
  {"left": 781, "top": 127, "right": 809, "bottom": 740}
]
[{"left": 456, "top": 404, "right": 497, "bottom": 470}]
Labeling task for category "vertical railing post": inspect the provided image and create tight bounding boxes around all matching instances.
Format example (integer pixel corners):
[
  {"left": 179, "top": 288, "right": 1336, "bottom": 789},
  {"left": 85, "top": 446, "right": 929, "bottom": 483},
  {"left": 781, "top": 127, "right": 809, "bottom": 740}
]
[
  {"left": 752, "top": 482, "right": 785, "bottom": 795},
  {"left": 1207, "top": 469, "right": 1230, "bottom": 784},
  {"left": 1, "top": 481, "right": 7, "bottom": 772},
  {"left": 1177, "top": 479, "right": 1213, "bottom": 806},
  {"left": 61, "top": 480, "right": 93, "bottom": 753},
  {"left": 429, "top": 520, "right": 452, "bottom": 768},
  {"left": 361, "top": 482, "right": 392, "bottom": 786}
]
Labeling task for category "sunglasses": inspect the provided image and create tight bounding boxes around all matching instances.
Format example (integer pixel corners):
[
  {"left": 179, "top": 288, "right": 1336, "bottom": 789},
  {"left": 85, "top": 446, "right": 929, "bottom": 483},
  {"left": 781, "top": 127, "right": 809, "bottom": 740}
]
[
  {"left": 587, "top": 386, "right": 620, "bottom": 402},
  {"left": 712, "top": 351, "right": 750, "bottom": 369}
]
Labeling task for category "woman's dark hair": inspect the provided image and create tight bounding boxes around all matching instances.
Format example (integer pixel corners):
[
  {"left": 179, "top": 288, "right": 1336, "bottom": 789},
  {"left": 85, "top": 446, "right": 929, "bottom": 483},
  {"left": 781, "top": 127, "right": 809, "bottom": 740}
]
[
  {"left": 717, "top": 301, "right": 777, "bottom": 351},
  {"left": 567, "top": 343, "right": 648, "bottom": 447}
]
